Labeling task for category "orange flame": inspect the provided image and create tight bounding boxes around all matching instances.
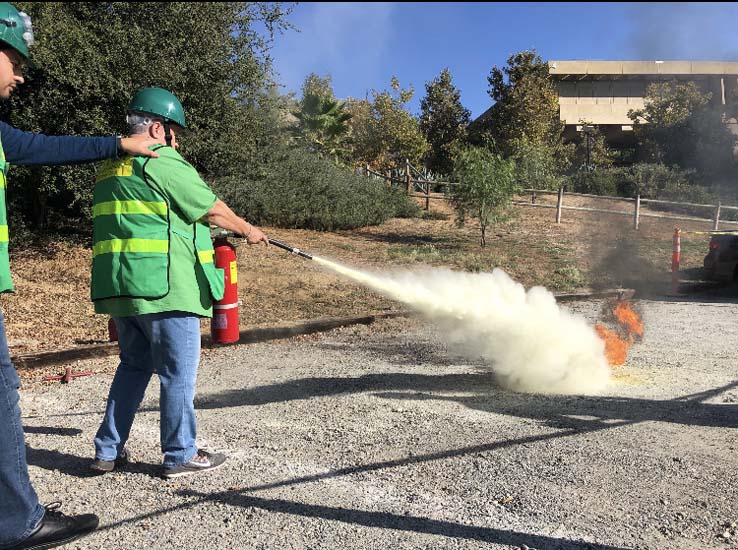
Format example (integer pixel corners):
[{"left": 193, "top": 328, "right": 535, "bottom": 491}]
[
  {"left": 595, "top": 300, "right": 644, "bottom": 367},
  {"left": 595, "top": 324, "right": 629, "bottom": 366},
  {"left": 613, "top": 300, "right": 643, "bottom": 340}
]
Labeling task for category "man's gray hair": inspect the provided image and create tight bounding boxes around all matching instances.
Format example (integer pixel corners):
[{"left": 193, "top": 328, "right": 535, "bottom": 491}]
[{"left": 126, "top": 111, "right": 163, "bottom": 135}]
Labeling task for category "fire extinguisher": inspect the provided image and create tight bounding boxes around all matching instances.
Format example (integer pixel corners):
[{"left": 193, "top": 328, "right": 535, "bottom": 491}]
[{"left": 211, "top": 233, "right": 240, "bottom": 344}]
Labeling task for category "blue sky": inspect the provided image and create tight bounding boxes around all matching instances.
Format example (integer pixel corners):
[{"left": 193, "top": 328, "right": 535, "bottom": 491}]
[{"left": 266, "top": 2, "right": 738, "bottom": 119}]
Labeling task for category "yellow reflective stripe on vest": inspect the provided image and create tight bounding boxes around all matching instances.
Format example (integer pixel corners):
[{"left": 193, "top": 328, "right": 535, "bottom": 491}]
[
  {"left": 0, "top": 225, "right": 7, "bottom": 242},
  {"left": 93, "top": 238, "right": 169, "bottom": 257},
  {"left": 0, "top": 172, "right": 6, "bottom": 189},
  {"left": 92, "top": 200, "right": 167, "bottom": 217},
  {"left": 198, "top": 250, "right": 214, "bottom": 264},
  {"left": 96, "top": 157, "right": 134, "bottom": 182}
]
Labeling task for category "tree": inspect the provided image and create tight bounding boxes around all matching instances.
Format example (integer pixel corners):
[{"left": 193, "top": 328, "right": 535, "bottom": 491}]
[
  {"left": 628, "top": 80, "right": 736, "bottom": 189},
  {"left": 419, "top": 68, "right": 470, "bottom": 176},
  {"left": 510, "top": 137, "right": 564, "bottom": 190},
  {"left": 477, "top": 50, "right": 562, "bottom": 157},
  {"left": 628, "top": 80, "right": 709, "bottom": 165},
  {"left": 345, "top": 76, "right": 429, "bottom": 171},
  {"left": 301, "top": 73, "right": 334, "bottom": 104},
  {"left": 293, "top": 73, "right": 352, "bottom": 163},
  {"left": 3, "top": 2, "right": 292, "bottom": 230},
  {"left": 451, "top": 146, "right": 517, "bottom": 246}
]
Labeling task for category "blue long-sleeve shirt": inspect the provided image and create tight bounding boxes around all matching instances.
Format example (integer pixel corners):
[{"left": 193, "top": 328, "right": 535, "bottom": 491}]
[{"left": 0, "top": 120, "right": 119, "bottom": 165}]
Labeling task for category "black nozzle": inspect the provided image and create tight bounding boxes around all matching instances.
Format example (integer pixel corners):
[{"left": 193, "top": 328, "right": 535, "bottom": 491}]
[{"left": 268, "top": 238, "right": 313, "bottom": 260}]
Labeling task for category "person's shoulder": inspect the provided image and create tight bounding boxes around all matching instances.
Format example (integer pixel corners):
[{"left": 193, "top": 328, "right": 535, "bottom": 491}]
[
  {"left": 152, "top": 145, "right": 183, "bottom": 159},
  {"left": 141, "top": 145, "right": 190, "bottom": 167}
]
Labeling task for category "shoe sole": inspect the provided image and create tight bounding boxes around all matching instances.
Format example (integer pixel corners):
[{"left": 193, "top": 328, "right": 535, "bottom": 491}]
[
  {"left": 162, "top": 460, "right": 227, "bottom": 479},
  {"left": 89, "top": 462, "right": 127, "bottom": 474},
  {"left": 89, "top": 452, "right": 128, "bottom": 474},
  {"left": 19, "top": 531, "right": 94, "bottom": 550},
  {"left": 89, "top": 464, "right": 115, "bottom": 473}
]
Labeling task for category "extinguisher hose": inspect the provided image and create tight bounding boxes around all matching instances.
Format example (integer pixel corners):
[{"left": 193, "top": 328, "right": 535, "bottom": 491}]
[{"left": 268, "top": 238, "right": 314, "bottom": 260}]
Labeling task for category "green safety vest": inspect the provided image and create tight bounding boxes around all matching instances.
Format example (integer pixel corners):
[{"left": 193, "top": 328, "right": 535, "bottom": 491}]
[
  {"left": 91, "top": 145, "right": 224, "bottom": 302},
  {"left": 0, "top": 136, "right": 12, "bottom": 293}
]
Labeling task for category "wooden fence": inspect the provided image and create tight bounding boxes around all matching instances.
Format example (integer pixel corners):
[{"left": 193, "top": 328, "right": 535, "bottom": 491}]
[
  {"left": 513, "top": 189, "right": 738, "bottom": 230},
  {"left": 363, "top": 160, "right": 458, "bottom": 212},
  {"left": 363, "top": 160, "right": 738, "bottom": 231}
]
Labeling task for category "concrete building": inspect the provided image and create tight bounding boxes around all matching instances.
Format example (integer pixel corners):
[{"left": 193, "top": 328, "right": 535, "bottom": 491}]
[{"left": 549, "top": 60, "right": 738, "bottom": 146}]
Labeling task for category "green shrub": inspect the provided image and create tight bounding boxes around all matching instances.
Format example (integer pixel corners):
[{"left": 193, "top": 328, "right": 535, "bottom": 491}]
[
  {"left": 213, "top": 147, "right": 420, "bottom": 231},
  {"left": 617, "top": 163, "right": 695, "bottom": 199},
  {"left": 551, "top": 265, "right": 586, "bottom": 290},
  {"left": 566, "top": 163, "right": 716, "bottom": 207},
  {"left": 567, "top": 169, "right": 621, "bottom": 196}
]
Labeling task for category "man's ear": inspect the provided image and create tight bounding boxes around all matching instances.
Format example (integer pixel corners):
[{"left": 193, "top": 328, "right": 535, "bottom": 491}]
[{"left": 148, "top": 122, "right": 160, "bottom": 139}]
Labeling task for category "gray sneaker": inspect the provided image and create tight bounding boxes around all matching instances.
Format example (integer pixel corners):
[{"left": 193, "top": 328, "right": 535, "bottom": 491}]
[
  {"left": 89, "top": 448, "right": 129, "bottom": 473},
  {"left": 162, "top": 450, "right": 227, "bottom": 479}
]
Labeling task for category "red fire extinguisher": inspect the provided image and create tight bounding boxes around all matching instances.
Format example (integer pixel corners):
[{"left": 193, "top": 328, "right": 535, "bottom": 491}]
[{"left": 211, "top": 234, "right": 240, "bottom": 344}]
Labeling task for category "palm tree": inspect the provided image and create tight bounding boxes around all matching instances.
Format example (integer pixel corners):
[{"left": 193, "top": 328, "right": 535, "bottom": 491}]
[{"left": 294, "top": 93, "right": 352, "bottom": 163}]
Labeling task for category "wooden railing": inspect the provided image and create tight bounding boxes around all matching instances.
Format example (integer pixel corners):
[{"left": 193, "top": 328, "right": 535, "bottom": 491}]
[
  {"left": 363, "top": 161, "right": 736, "bottom": 230},
  {"left": 516, "top": 189, "right": 738, "bottom": 230}
]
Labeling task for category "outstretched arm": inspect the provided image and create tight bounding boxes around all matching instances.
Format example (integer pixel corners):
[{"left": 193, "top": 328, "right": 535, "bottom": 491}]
[{"left": 0, "top": 120, "right": 158, "bottom": 165}]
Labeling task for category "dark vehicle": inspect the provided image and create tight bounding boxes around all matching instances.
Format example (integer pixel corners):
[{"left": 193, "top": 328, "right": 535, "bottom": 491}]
[{"left": 703, "top": 234, "right": 738, "bottom": 281}]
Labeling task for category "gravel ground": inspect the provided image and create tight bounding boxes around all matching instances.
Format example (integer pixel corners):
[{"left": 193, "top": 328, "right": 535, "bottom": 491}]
[{"left": 17, "top": 297, "right": 738, "bottom": 549}]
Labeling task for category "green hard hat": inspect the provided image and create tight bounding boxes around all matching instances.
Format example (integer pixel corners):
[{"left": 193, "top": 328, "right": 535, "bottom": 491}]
[
  {"left": 0, "top": 2, "right": 34, "bottom": 60},
  {"left": 128, "top": 87, "right": 187, "bottom": 128}
]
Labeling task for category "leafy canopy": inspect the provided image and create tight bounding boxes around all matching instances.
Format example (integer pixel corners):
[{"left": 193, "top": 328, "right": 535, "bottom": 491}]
[
  {"left": 451, "top": 146, "right": 518, "bottom": 246},
  {"left": 419, "top": 68, "right": 470, "bottom": 176}
]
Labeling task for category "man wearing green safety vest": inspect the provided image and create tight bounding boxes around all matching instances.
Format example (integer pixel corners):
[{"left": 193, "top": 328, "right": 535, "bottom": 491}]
[
  {"left": 89, "top": 87, "right": 268, "bottom": 480},
  {"left": 0, "top": 3, "right": 165, "bottom": 549}
]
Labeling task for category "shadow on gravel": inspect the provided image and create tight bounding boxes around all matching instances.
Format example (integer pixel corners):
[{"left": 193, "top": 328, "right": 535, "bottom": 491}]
[
  {"left": 26, "top": 446, "right": 104, "bottom": 478},
  {"left": 98, "top": 487, "right": 629, "bottom": 550},
  {"left": 375, "top": 379, "right": 738, "bottom": 430},
  {"left": 25, "top": 445, "right": 161, "bottom": 478},
  {"left": 194, "top": 372, "right": 738, "bottom": 430},
  {"left": 182, "top": 490, "right": 630, "bottom": 550},
  {"left": 23, "top": 375, "right": 738, "bottom": 433},
  {"left": 193, "top": 372, "right": 496, "bottom": 410}
]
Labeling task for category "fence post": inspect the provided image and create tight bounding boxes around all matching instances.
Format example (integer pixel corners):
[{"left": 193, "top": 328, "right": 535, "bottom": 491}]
[
  {"left": 555, "top": 186, "right": 564, "bottom": 224},
  {"left": 405, "top": 159, "right": 411, "bottom": 195},
  {"left": 365, "top": 164, "right": 370, "bottom": 177},
  {"left": 425, "top": 181, "right": 430, "bottom": 211},
  {"left": 633, "top": 193, "right": 641, "bottom": 230},
  {"left": 531, "top": 191, "right": 536, "bottom": 204},
  {"left": 386, "top": 169, "right": 392, "bottom": 187},
  {"left": 671, "top": 227, "right": 681, "bottom": 295},
  {"left": 713, "top": 201, "right": 721, "bottom": 231}
]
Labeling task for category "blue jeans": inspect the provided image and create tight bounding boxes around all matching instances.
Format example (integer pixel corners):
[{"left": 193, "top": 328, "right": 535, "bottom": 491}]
[
  {"left": 94, "top": 312, "right": 201, "bottom": 469},
  {"left": 0, "top": 311, "right": 44, "bottom": 548}
]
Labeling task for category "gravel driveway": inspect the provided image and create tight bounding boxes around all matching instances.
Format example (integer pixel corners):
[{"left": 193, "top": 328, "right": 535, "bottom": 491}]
[{"left": 18, "top": 297, "right": 738, "bottom": 549}]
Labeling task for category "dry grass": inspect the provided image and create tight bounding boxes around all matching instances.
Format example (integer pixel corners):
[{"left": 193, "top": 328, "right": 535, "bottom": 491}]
[{"left": 1, "top": 196, "right": 714, "bottom": 354}]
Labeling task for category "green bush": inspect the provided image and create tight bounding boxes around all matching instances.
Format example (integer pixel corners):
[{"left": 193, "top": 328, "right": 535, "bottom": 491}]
[
  {"left": 567, "top": 169, "right": 622, "bottom": 196},
  {"left": 566, "top": 163, "right": 716, "bottom": 206},
  {"left": 617, "top": 163, "right": 696, "bottom": 199},
  {"left": 213, "top": 147, "right": 420, "bottom": 230}
]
